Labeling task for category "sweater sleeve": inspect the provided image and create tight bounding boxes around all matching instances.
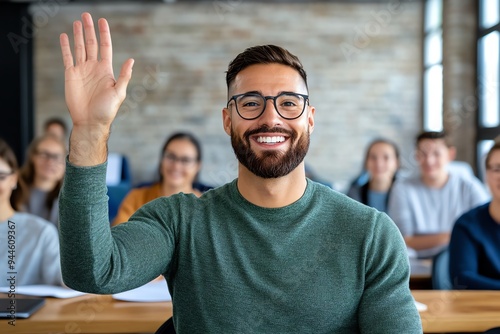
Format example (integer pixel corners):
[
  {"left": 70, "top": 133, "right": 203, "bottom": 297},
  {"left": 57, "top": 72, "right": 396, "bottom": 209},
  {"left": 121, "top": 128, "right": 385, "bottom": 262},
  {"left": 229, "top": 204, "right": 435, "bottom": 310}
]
[
  {"left": 59, "top": 161, "right": 175, "bottom": 294},
  {"left": 449, "top": 212, "right": 500, "bottom": 290},
  {"left": 358, "top": 213, "right": 422, "bottom": 333}
]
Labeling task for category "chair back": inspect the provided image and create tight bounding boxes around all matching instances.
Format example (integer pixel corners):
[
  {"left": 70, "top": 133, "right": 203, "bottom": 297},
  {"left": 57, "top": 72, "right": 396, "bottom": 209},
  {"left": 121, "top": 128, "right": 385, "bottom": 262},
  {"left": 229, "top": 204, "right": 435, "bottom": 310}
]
[
  {"left": 432, "top": 247, "right": 452, "bottom": 290},
  {"left": 106, "top": 153, "right": 132, "bottom": 222}
]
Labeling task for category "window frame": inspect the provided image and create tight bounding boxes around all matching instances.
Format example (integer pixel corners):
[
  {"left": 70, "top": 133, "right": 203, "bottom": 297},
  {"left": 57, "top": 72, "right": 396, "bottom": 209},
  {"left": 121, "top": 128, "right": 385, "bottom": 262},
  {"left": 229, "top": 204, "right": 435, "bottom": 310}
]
[{"left": 476, "top": 0, "right": 500, "bottom": 179}]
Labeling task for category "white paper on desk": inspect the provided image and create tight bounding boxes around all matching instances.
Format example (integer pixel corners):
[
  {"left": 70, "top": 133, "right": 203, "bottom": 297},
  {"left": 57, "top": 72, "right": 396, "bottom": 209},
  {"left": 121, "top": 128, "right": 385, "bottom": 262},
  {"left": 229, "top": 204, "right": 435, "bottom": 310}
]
[
  {"left": 0, "top": 285, "right": 86, "bottom": 298},
  {"left": 112, "top": 279, "right": 171, "bottom": 302},
  {"left": 414, "top": 300, "right": 428, "bottom": 312}
]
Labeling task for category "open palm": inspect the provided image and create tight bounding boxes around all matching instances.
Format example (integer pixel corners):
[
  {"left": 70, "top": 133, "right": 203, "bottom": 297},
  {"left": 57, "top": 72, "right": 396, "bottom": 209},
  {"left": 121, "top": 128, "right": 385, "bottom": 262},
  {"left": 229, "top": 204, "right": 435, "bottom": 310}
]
[{"left": 60, "top": 13, "right": 133, "bottom": 129}]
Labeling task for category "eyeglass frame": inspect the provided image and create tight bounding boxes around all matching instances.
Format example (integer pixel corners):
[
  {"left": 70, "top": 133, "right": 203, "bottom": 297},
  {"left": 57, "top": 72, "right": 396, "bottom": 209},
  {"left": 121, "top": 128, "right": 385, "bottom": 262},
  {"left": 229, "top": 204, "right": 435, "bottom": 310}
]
[
  {"left": 162, "top": 152, "right": 199, "bottom": 167},
  {"left": 486, "top": 164, "right": 500, "bottom": 174},
  {"left": 226, "top": 92, "right": 309, "bottom": 120},
  {"left": 34, "top": 150, "right": 65, "bottom": 164},
  {"left": 0, "top": 171, "right": 14, "bottom": 181}
]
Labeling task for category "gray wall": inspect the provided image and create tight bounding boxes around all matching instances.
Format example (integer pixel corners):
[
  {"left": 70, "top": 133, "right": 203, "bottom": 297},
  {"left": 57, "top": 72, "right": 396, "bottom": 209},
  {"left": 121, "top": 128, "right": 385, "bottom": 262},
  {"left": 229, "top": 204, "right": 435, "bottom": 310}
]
[{"left": 34, "top": 1, "right": 422, "bottom": 191}]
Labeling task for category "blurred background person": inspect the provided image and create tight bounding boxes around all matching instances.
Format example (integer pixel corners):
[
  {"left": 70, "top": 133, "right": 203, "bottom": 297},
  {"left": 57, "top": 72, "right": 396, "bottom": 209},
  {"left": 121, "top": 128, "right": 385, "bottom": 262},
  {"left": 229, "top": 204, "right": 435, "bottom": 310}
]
[
  {"left": 388, "top": 131, "right": 489, "bottom": 259},
  {"left": 347, "top": 138, "right": 400, "bottom": 213},
  {"left": 11, "top": 134, "right": 66, "bottom": 227},
  {"left": 449, "top": 142, "right": 500, "bottom": 290},
  {"left": 43, "top": 117, "right": 68, "bottom": 142},
  {"left": 113, "top": 132, "right": 204, "bottom": 226},
  {"left": 0, "top": 138, "right": 62, "bottom": 286}
]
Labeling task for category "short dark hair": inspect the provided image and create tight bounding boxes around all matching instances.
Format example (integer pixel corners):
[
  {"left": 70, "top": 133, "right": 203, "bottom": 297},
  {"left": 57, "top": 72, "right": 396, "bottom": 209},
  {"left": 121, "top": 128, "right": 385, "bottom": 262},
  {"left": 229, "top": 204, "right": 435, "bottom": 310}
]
[
  {"left": 44, "top": 117, "right": 68, "bottom": 135},
  {"left": 416, "top": 131, "right": 452, "bottom": 147},
  {"left": 226, "top": 45, "right": 308, "bottom": 91}
]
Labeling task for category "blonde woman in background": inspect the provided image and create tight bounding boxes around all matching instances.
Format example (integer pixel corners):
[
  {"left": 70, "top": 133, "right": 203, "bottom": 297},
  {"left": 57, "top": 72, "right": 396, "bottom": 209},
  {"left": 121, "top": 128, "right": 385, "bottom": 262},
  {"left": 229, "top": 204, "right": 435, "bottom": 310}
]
[
  {"left": 0, "top": 138, "right": 62, "bottom": 286},
  {"left": 11, "top": 134, "right": 66, "bottom": 227}
]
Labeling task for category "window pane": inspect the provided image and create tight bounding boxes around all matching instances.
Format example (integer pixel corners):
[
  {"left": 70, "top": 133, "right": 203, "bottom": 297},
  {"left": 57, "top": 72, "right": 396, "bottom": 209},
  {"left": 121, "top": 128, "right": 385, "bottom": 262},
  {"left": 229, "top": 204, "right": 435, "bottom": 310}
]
[
  {"left": 480, "top": 0, "right": 500, "bottom": 29},
  {"left": 478, "top": 140, "right": 495, "bottom": 181},
  {"left": 478, "top": 31, "right": 500, "bottom": 127},
  {"left": 424, "top": 0, "right": 442, "bottom": 32},
  {"left": 423, "top": 65, "right": 443, "bottom": 131},
  {"left": 424, "top": 30, "right": 442, "bottom": 67}
]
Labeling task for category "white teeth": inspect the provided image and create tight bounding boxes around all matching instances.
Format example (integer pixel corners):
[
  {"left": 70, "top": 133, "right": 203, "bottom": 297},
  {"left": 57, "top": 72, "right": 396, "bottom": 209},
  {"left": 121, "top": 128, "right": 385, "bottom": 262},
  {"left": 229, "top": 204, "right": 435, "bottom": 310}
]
[{"left": 257, "top": 136, "right": 285, "bottom": 143}]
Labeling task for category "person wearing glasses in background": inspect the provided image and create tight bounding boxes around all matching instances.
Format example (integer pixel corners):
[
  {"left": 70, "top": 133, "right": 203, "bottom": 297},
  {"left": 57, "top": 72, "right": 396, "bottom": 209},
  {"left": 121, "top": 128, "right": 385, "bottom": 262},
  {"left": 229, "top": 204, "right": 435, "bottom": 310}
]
[
  {"left": 11, "top": 134, "right": 66, "bottom": 227},
  {"left": 112, "top": 132, "right": 203, "bottom": 226},
  {"left": 449, "top": 142, "right": 500, "bottom": 290},
  {"left": 58, "top": 13, "right": 421, "bottom": 333},
  {"left": 0, "top": 138, "right": 62, "bottom": 287}
]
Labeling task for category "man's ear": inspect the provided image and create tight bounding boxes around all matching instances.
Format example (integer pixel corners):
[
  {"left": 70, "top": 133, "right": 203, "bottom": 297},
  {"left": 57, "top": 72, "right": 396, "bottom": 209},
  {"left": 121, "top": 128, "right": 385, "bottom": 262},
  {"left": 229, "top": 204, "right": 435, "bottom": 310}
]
[
  {"left": 222, "top": 108, "right": 232, "bottom": 136},
  {"left": 307, "top": 105, "right": 315, "bottom": 134}
]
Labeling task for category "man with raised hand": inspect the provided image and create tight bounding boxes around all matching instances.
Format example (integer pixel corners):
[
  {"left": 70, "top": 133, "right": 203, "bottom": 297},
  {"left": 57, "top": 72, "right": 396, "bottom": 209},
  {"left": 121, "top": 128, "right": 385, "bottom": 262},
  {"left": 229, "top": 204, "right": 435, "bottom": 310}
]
[{"left": 58, "top": 12, "right": 421, "bottom": 333}]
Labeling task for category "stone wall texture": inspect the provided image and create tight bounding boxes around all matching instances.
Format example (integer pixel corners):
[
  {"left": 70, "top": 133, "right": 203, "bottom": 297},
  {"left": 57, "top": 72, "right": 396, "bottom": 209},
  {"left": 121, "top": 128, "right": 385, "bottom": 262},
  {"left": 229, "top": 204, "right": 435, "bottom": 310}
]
[{"left": 33, "top": 0, "right": 423, "bottom": 191}]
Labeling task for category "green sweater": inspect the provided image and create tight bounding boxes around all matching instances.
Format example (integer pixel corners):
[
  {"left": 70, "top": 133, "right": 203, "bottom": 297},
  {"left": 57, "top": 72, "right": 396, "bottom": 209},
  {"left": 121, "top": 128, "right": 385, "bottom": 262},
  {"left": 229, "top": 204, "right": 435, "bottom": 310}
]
[{"left": 59, "top": 162, "right": 422, "bottom": 333}]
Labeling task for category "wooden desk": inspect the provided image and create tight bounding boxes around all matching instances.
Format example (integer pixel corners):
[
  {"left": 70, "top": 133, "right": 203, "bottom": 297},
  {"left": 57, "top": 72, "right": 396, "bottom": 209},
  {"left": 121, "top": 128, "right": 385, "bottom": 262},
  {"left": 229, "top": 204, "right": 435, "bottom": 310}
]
[
  {"left": 0, "top": 294, "right": 172, "bottom": 334},
  {"left": 3, "top": 290, "right": 500, "bottom": 333},
  {"left": 414, "top": 290, "right": 500, "bottom": 333}
]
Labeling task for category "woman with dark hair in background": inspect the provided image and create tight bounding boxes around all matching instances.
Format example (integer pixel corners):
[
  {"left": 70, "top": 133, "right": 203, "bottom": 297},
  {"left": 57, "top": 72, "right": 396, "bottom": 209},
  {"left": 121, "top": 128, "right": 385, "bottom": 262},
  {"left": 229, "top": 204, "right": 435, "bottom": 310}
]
[
  {"left": 0, "top": 138, "right": 62, "bottom": 286},
  {"left": 449, "top": 142, "right": 500, "bottom": 289},
  {"left": 347, "top": 138, "right": 400, "bottom": 213},
  {"left": 11, "top": 134, "right": 66, "bottom": 227},
  {"left": 113, "top": 132, "right": 203, "bottom": 226}
]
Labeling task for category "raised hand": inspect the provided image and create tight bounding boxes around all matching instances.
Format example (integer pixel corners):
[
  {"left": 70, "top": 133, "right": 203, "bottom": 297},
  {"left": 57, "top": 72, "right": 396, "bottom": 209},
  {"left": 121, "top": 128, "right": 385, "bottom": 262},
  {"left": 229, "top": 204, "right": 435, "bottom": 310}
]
[{"left": 59, "top": 12, "right": 134, "bottom": 165}]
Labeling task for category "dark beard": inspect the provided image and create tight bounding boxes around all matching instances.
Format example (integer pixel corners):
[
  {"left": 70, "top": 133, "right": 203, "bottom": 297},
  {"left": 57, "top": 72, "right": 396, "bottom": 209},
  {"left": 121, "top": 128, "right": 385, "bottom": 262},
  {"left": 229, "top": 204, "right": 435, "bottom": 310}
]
[{"left": 231, "top": 125, "right": 310, "bottom": 179}]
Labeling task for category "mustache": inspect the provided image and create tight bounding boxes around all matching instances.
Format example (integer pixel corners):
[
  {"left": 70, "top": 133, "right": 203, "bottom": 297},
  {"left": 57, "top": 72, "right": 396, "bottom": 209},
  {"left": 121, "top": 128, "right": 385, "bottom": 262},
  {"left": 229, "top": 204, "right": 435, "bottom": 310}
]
[{"left": 243, "top": 125, "right": 294, "bottom": 139}]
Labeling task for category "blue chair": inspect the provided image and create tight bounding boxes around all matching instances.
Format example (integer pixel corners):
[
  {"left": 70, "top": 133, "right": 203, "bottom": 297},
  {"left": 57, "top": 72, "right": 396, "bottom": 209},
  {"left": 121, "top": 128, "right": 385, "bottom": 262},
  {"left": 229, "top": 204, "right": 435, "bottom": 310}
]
[
  {"left": 106, "top": 153, "right": 132, "bottom": 222},
  {"left": 431, "top": 247, "right": 452, "bottom": 290}
]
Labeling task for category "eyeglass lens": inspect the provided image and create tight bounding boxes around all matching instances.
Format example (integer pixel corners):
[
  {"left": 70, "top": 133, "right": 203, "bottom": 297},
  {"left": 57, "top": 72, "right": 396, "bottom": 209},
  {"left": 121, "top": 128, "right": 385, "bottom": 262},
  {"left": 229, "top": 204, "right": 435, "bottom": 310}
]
[
  {"left": 36, "top": 151, "right": 65, "bottom": 163},
  {"left": 235, "top": 93, "right": 306, "bottom": 120},
  {"left": 163, "top": 153, "right": 197, "bottom": 166}
]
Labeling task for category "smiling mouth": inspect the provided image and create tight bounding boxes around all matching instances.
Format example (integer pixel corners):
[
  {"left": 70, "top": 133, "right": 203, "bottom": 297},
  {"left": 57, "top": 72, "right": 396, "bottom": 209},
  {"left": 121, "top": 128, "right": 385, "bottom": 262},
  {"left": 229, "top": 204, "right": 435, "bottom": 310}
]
[{"left": 255, "top": 136, "right": 286, "bottom": 144}]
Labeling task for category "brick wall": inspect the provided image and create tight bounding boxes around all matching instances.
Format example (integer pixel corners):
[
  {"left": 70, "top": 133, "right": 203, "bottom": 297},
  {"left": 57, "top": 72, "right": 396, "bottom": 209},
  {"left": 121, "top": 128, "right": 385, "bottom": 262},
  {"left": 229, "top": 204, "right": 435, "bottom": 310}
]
[{"left": 33, "top": 1, "right": 422, "bottom": 191}]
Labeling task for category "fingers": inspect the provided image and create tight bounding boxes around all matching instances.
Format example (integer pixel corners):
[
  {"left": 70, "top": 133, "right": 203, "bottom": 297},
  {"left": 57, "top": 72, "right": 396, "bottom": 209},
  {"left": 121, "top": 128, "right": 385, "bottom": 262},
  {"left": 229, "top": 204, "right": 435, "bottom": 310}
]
[
  {"left": 73, "top": 20, "right": 86, "bottom": 65},
  {"left": 115, "top": 58, "right": 135, "bottom": 101},
  {"left": 59, "top": 33, "right": 74, "bottom": 70},
  {"left": 98, "top": 18, "right": 113, "bottom": 63},
  {"left": 63, "top": 13, "right": 113, "bottom": 67},
  {"left": 82, "top": 12, "right": 98, "bottom": 61}
]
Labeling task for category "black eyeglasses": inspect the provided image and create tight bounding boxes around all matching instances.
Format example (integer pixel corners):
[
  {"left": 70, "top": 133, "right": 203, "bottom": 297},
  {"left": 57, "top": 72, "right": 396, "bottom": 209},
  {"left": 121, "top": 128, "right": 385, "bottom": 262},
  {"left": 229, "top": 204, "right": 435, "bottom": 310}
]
[
  {"left": 227, "top": 92, "right": 309, "bottom": 120},
  {"left": 0, "top": 171, "right": 13, "bottom": 181},
  {"left": 35, "top": 150, "right": 65, "bottom": 164},
  {"left": 162, "top": 153, "right": 198, "bottom": 167},
  {"left": 487, "top": 165, "right": 500, "bottom": 173}
]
